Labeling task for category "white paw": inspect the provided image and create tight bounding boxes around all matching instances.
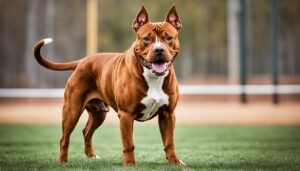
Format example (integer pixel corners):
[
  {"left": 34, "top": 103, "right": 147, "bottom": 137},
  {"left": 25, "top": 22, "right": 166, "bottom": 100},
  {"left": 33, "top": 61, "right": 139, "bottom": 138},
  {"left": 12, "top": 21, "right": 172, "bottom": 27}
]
[
  {"left": 93, "top": 154, "right": 100, "bottom": 159},
  {"left": 179, "top": 159, "right": 186, "bottom": 166}
]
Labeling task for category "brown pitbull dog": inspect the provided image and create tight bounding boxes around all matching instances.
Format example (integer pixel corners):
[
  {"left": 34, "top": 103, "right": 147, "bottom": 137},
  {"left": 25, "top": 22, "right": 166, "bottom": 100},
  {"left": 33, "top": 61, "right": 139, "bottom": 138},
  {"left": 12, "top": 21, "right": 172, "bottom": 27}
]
[{"left": 33, "top": 5, "right": 184, "bottom": 166}]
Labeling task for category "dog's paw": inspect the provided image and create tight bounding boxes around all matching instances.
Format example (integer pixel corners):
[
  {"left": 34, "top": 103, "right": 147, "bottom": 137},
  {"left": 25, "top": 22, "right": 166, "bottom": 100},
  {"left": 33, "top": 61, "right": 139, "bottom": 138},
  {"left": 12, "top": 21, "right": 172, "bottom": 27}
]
[
  {"left": 58, "top": 154, "right": 68, "bottom": 164},
  {"left": 58, "top": 158, "right": 68, "bottom": 164},
  {"left": 179, "top": 159, "right": 186, "bottom": 166},
  {"left": 123, "top": 160, "right": 136, "bottom": 166},
  {"left": 168, "top": 156, "right": 185, "bottom": 166},
  {"left": 93, "top": 154, "right": 100, "bottom": 159},
  {"left": 87, "top": 154, "right": 101, "bottom": 160},
  {"left": 89, "top": 154, "right": 101, "bottom": 160}
]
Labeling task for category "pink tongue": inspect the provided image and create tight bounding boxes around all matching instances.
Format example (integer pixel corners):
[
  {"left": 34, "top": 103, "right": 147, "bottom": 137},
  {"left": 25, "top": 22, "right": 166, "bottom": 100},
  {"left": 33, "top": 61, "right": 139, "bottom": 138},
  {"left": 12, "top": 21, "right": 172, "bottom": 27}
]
[{"left": 152, "top": 62, "right": 168, "bottom": 73}]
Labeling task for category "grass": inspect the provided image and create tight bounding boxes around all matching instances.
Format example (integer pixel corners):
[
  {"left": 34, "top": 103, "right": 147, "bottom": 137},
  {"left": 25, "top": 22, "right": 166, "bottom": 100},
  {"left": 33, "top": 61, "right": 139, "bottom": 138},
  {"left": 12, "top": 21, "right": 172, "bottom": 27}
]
[{"left": 0, "top": 124, "right": 299, "bottom": 171}]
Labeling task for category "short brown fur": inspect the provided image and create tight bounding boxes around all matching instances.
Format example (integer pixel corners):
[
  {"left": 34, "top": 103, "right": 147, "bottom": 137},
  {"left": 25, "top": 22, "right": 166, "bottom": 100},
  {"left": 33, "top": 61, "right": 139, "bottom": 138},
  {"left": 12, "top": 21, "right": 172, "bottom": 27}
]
[{"left": 33, "top": 5, "right": 183, "bottom": 166}]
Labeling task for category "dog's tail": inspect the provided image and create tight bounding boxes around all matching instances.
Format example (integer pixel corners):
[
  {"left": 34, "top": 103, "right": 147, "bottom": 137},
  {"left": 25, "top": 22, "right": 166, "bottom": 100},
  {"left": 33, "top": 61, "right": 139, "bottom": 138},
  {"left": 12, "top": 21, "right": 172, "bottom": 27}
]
[{"left": 33, "top": 38, "right": 79, "bottom": 71}]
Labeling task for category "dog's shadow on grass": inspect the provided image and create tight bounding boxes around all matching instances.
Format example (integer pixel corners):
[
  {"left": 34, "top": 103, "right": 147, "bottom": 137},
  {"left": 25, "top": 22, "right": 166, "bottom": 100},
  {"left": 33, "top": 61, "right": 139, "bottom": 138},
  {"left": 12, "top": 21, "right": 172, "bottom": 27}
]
[
  {"left": 135, "top": 161, "right": 170, "bottom": 167},
  {"left": 59, "top": 159, "right": 182, "bottom": 170}
]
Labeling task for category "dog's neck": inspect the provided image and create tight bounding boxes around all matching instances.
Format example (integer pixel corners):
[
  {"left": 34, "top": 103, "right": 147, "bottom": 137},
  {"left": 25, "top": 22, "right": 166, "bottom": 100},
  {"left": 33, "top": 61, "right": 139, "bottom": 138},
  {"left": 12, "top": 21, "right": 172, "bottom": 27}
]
[{"left": 124, "top": 42, "right": 145, "bottom": 79}]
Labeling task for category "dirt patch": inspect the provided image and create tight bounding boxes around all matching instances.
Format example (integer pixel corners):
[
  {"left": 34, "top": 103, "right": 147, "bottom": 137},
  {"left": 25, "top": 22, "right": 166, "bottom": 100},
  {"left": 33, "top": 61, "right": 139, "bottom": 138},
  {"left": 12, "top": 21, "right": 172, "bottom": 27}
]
[{"left": 0, "top": 98, "right": 299, "bottom": 125}]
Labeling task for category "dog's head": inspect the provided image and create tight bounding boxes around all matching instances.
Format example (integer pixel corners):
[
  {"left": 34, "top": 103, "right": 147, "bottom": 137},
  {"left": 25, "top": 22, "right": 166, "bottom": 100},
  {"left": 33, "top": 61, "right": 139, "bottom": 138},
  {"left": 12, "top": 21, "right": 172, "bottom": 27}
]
[{"left": 133, "top": 5, "right": 182, "bottom": 76}]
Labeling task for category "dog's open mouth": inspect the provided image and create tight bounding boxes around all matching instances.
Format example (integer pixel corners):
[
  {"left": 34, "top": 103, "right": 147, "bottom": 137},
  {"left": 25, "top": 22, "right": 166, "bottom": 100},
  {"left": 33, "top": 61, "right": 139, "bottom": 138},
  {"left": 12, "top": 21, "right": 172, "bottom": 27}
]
[
  {"left": 151, "top": 60, "right": 171, "bottom": 75},
  {"left": 136, "top": 55, "right": 173, "bottom": 76}
]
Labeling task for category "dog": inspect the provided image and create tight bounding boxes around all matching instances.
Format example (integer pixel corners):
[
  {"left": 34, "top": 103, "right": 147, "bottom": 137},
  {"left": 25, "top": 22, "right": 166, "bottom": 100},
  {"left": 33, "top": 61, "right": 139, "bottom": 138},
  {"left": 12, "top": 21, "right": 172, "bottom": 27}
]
[{"left": 33, "top": 5, "right": 183, "bottom": 166}]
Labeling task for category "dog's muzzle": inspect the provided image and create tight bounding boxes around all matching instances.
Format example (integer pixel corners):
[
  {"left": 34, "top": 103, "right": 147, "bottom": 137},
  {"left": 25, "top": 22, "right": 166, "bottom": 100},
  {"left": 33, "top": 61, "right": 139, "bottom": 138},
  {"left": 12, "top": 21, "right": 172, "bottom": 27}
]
[{"left": 136, "top": 54, "right": 177, "bottom": 76}]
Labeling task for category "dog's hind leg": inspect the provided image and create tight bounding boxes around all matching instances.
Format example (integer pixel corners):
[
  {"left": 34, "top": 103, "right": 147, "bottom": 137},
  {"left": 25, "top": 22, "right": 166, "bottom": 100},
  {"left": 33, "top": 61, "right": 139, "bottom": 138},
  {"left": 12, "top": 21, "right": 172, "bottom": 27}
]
[
  {"left": 59, "top": 78, "right": 88, "bottom": 163},
  {"left": 59, "top": 99, "right": 84, "bottom": 163},
  {"left": 83, "top": 99, "right": 108, "bottom": 159}
]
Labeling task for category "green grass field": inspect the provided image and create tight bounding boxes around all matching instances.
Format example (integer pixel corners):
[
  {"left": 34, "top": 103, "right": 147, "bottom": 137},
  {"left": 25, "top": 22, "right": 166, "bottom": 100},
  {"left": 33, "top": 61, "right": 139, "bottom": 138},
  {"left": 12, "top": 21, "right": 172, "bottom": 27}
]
[{"left": 0, "top": 124, "right": 299, "bottom": 171}]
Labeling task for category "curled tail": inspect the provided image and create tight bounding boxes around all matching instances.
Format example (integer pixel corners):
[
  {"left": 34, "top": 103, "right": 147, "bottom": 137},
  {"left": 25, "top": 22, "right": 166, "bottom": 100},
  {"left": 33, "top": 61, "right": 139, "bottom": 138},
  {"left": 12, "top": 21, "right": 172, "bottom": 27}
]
[{"left": 33, "top": 38, "right": 79, "bottom": 71}]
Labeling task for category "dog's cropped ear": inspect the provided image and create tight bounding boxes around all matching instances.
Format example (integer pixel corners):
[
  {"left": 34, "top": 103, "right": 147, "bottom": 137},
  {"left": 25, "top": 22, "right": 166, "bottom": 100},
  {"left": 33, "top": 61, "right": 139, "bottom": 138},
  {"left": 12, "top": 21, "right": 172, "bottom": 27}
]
[
  {"left": 165, "top": 5, "right": 182, "bottom": 30},
  {"left": 133, "top": 6, "right": 149, "bottom": 32}
]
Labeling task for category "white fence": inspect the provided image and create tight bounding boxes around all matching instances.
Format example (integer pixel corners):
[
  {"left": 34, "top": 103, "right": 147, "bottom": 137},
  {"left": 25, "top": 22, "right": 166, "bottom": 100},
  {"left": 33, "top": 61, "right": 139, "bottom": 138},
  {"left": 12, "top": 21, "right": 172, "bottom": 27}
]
[{"left": 0, "top": 84, "right": 300, "bottom": 98}]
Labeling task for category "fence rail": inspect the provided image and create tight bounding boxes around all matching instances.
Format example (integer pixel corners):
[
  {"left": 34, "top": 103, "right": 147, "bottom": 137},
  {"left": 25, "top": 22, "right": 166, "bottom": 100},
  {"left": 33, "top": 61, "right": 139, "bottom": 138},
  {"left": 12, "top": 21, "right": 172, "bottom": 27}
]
[{"left": 0, "top": 84, "right": 300, "bottom": 98}]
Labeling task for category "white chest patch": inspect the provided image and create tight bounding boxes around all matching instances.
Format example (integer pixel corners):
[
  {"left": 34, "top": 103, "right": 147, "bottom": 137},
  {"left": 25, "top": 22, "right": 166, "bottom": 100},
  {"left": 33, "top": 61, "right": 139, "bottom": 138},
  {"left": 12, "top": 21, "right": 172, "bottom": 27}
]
[{"left": 139, "top": 67, "right": 169, "bottom": 121}]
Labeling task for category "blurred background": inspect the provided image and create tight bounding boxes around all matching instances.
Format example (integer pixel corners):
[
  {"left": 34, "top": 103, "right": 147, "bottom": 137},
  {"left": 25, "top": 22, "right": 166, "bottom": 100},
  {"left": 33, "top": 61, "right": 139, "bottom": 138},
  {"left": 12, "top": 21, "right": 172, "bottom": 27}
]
[{"left": 0, "top": 0, "right": 299, "bottom": 124}]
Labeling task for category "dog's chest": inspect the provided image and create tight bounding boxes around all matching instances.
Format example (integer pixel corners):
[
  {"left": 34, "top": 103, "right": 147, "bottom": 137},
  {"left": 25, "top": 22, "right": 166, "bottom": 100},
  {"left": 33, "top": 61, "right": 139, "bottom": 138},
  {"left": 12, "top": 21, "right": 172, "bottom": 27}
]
[{"left": 139, "top": 69, "right": 169, "bottom": 121}]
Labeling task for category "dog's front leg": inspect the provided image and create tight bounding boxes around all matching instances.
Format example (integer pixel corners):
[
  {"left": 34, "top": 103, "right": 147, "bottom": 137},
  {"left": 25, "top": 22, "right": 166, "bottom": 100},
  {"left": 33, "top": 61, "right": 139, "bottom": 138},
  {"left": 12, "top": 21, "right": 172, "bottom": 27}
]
[
  {"left": 159, "top": 111, "right": 184, "bottom": 166},
  {"left": 119, "top": 111, "right": 136, "bottom": 166}
]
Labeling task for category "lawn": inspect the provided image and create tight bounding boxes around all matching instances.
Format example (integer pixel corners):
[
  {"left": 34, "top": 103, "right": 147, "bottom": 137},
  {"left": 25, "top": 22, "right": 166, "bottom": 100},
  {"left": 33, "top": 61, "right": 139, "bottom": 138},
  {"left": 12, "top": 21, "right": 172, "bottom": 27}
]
[{"left": 0, "top": 124, "right": 299, "bottom": 170}]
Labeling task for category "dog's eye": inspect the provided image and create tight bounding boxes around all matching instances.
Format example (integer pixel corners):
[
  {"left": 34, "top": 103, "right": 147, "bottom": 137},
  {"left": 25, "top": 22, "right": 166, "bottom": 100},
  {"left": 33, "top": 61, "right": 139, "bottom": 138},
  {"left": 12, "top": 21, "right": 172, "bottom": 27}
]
[
  {"left": 166, "top": 36, "right": 174, "bottom": 42},
  {"left": 143, "top": 36, "right": 151, "bottom": 43}
]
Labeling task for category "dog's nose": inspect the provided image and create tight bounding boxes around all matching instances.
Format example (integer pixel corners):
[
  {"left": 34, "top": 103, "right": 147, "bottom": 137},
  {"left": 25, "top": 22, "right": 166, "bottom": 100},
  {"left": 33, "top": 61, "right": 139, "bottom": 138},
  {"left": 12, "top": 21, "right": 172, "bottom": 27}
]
[{"left": 153, "top": 47, "right": 164, "bottom": 55}]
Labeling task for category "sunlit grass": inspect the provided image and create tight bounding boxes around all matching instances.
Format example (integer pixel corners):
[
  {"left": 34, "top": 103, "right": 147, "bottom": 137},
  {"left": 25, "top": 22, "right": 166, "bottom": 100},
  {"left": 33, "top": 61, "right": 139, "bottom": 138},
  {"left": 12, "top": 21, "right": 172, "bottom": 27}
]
[{"left": 0, "top": 124, "right": 299, "bottom": 170}]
